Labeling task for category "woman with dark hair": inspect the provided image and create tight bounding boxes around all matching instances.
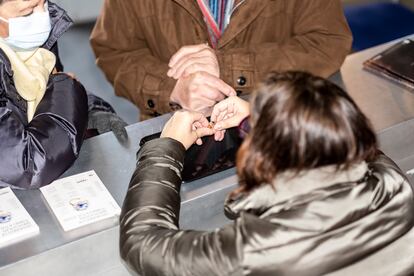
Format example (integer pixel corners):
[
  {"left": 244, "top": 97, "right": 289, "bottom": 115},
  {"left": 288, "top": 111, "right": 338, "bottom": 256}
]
[{"left": 120, "top": 71, "right": 414, "bottom": 276}]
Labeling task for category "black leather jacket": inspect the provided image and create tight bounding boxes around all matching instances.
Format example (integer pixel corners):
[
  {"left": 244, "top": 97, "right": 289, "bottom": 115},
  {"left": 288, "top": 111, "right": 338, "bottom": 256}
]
[
  {"left": 120, "top": 138, "right": 414, "bottom": 276},
  {"left": 0, "top": 2, "right": 88, "bottom": 189}
]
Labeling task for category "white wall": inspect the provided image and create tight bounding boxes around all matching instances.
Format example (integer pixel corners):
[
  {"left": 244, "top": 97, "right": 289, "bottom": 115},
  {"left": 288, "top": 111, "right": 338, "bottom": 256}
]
[{"left": 52, "top": 0, "right": 103, "bottom": 23}]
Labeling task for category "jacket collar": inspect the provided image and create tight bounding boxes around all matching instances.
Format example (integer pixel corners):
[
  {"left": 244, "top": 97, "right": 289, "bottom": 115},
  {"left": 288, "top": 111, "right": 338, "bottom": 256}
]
[
  {"left": 225, "top": 162, "right": 369, "bottom": 219},
  {"left": 218, "top": 0, "right": 271, "bottom": 48},
  {"left": 172, "top": 0, "right": 207, "bottom": 31},
  {"left": 172, "top": 0, "right": 273, "bottom": 49},
  {"left": 43, "top": 1, "right": 73, "bottom": 50}
]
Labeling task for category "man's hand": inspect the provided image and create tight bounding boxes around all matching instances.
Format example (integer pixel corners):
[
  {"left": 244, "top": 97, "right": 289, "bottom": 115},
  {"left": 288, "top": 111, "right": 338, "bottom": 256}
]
[
  {"left": 161, "top": 110, "right": 215, "bottom": 150},
  {"left": 167, "top": 43, "right": 220, "bottom": 79},
  {"left": 170, "top": 71, "right": 236, "bottom": 115}
]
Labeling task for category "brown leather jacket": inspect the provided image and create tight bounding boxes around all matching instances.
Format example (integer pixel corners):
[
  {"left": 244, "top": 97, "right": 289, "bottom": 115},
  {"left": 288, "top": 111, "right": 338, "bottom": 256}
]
[
  {"left": 91, "top": 0, "right": 352, "bottom": 119},
  {"left": 120, "top": 138, "right": 414, "bottom": 276}
]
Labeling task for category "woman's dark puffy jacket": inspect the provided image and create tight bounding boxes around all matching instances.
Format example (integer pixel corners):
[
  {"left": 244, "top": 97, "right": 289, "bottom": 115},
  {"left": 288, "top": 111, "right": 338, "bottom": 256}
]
[
  {"left": 120, "top": 138, "right": 414, "bottom": 276},
  {"left": 0, "top": 2, "right": 88, "bottom": 189}
]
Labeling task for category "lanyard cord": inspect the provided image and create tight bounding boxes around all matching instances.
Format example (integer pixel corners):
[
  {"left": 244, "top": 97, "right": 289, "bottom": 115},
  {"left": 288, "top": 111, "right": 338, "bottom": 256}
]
[{"left": 197, "top": 0, "right": 222, "bottom": 40}]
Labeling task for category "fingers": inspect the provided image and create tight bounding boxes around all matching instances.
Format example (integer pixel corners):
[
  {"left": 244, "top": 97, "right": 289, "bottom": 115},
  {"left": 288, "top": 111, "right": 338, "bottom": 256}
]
[
  {"left": 169, "top": 43, "right": 210, "bottom": 68},
  {"left": 169, "top": 110, "right": 229, "bottom": 147},
  {"left": 196, "top": 105, "right": 214, "bottom": 117},
  {"left": 168, "top": 54, "right": 219, "bottom": 79},
  {"left": 217, "top": 110, "right": 230, "bottom": 123},
  {"left": 210, "top": 106, "right": 221, "bottom": 124},
  {"left": 196, "top": 72, "right": 236, "bottom": 97},
  {"left": 184, "top": 73, "right": 235, "bottom": 111},
  {"left": 214, "top": 130, "right": 226, "bottom": 141},
  {"left": 111, "top": 121, "right": 129, "bottom": 143},
  {"left": 168, "top": 59, "right": 219, "bottom": 79},
  {"left": 198, "top": 116, "right": 210, "bottom": 128},
  {"left": 192, "top": 121, "right": 202, "bottom": 129},
  {"left": 199, "top": 83, "right": 226, "bottom": 102},
  {"left": 214, "top": 116, "right": 242, "bottom": 131},
  {"left": 211, "top": 97, "right": 234, "bottom": 123},
  {"left": 187, "top": 110, "right": 217, "bottom": 143},
  {"left": 191, "top": 113, "right": 212, "bottom": 145},
  {"left": 186, "top": 109, "right": 203, "bottom": 119},
  {"left": 193, "top": 113, "right": 210, "bottom": 127},
  {"left": 176, "top": 52, "right": 217, "bottom": 69},
  {"left": 211, "top": 96, "right": 250, "bottom": 131},
  {"left": 215, "top": 102, "right": 235, "bottom": 124},
  {"left": 179, "top": 110, "right": 210, "bottom": 130},
  {"left": 195, "top": 127, "right": 215, "bottom": 139},
  {"left": 196, "top": 138, "right": 203, "bottom": 145}
]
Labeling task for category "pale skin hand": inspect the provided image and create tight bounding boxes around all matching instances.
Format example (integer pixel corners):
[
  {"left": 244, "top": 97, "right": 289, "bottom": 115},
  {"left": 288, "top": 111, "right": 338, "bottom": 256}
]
[
  {"left": 170, "top": 71, "right": 236, "bottom": 115},
  {"left": 0, "top": 0, "right": 45, "bottom": 38},
  {"left": 161, "top": 110, "right": 215, "bottom": 150},
  {"left": 210, "top": 96, "right": 250, "bottom": 141},
  {"left": 167, "top": 43, "right": 220, "bottom": 79}
]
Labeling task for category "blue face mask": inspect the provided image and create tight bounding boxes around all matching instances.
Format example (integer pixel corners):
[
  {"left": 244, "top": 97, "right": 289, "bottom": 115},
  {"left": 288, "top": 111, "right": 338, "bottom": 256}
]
[{"left": 0, "top": 4, "right": 51, "bottom": 50}]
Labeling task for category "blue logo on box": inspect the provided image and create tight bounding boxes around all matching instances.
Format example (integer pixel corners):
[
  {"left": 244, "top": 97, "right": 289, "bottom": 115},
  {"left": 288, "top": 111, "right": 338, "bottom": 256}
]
[
  {"left": 0, "top": 211, "right": 11, "bottom": 223},
  {"left": 69, "top": 198, "right": 89, "bottom": 211}
]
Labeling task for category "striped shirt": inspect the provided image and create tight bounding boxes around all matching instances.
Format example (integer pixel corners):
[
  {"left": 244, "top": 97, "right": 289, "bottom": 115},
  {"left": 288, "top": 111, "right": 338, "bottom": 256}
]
[{"left": 197, "top": 0, "right": 234, "bottom": 47}]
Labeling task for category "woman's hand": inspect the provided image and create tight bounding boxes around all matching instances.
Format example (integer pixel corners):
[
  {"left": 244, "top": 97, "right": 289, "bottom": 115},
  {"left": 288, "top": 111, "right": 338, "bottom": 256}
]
[
  {"left": 161, "top": 110, "right": 215, "bottom": 150},
  {"left": 211, "top": 96, "right": 250, "bottom": 141}
]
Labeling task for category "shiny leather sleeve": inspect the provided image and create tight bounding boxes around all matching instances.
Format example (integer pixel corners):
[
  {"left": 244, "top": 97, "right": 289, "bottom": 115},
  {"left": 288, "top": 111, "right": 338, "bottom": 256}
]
[
  {"left": 0, "top": 74, "right": 88, "bottom": 189},
  {"left": 120, "top": 140, "right": 414, "bottom": 276},
  {"left": 120, "top": 138, "right": 242, "bottom": 276}
]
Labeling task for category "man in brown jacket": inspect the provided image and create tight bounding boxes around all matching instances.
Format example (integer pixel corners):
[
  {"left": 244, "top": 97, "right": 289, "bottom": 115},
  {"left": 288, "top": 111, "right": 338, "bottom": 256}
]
[{"left": 91, "top": 0, "right": 352, "bottom": 119}]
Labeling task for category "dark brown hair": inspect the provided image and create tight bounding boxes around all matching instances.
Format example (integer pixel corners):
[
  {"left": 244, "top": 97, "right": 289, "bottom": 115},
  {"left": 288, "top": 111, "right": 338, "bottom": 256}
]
[{"left": 236, "top": 71, "right": 377, "bottom": 194}]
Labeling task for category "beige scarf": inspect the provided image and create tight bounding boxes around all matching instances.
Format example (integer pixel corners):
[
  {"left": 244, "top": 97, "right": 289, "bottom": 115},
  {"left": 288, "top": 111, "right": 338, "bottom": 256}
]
[{"left": 0, "top": 40, "right": 55, "bottom": 122}]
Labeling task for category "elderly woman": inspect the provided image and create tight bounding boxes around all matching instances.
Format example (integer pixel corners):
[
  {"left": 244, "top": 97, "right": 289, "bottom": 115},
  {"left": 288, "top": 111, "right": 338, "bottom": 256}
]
[
  {"left": 0, "top": 0, "right": 125, "bottom": 189},
  {"left": 120, "top": 71, "right": 414, "bottom": 275}
]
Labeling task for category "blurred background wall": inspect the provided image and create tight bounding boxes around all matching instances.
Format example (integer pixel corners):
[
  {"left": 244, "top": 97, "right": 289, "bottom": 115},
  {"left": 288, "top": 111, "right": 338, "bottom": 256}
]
[{"left": 53, "top": 0, "right": 103, "bottom": 23}]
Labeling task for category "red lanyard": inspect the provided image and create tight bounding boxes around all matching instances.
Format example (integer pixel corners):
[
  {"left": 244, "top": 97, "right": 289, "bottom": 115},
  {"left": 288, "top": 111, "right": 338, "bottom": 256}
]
[{"left": 197, "top": 0, "right": 222, "bottom": 47}]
